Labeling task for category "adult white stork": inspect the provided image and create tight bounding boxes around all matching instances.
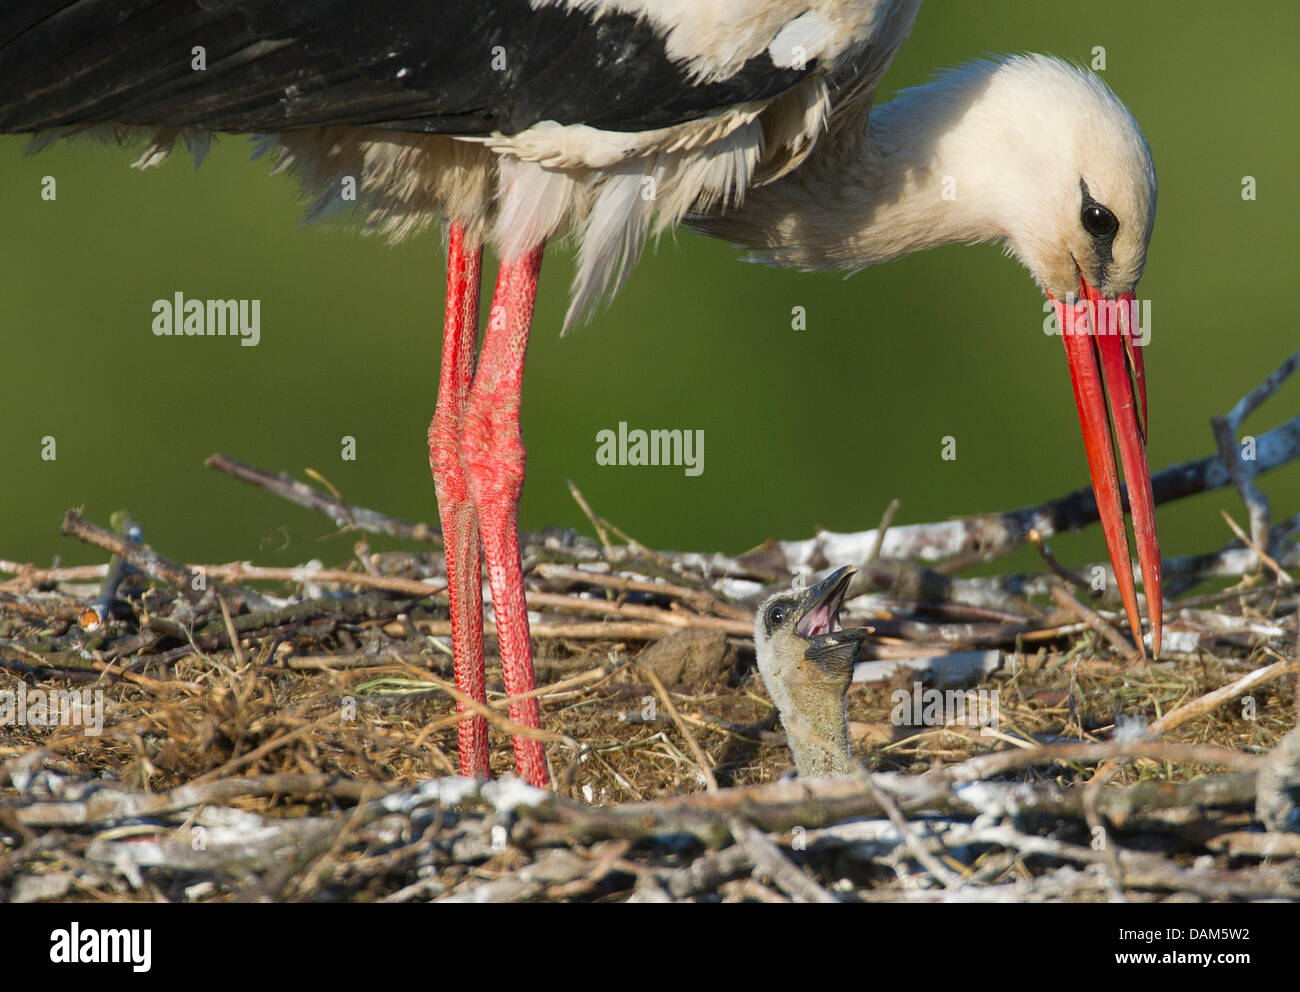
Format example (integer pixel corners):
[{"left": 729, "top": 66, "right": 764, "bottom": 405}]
[{"left": 1, "top": 0, "right": 1162, "bottom": 789}]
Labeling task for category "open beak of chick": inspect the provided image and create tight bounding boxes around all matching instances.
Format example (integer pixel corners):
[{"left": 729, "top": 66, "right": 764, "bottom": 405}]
[{"left": 754, "top": 566, "right": 873, "bottom": 777}]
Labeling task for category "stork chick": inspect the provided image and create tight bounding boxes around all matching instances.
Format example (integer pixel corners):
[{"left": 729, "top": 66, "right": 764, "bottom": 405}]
[{"left": 754, "top": 566, "right": 872, "bottom": 777}]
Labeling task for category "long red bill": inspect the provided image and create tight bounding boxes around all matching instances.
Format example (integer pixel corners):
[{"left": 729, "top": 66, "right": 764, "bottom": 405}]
[{"left": 1051, "top": 281, "right": 1162, "bottom": 657}]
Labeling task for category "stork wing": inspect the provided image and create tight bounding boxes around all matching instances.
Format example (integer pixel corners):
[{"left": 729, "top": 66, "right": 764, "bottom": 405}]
[
  {"left": 0, "top": 0, "right": 824, "bottom": 136},
  {"left": 822, "top": 0, "right": 923, "bottom": 132}
]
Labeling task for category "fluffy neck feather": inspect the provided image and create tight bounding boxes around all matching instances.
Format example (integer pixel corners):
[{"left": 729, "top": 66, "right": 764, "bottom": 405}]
[{"left": 698, "top": 60, "right": 1027, "bottom": 271}]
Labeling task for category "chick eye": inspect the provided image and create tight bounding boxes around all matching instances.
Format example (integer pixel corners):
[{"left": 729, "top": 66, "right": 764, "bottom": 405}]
[
  {"left": 1081, "top": 203, "right": 1119, "bottom": 239},
  {"left": 767, "top": 604, "right": 789, "bottom": 626}
]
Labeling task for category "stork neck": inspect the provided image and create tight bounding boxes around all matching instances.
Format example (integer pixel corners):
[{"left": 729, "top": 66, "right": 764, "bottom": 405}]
[
  {"left": 787, "top": 717, "right": 855, "bottom": 778},
  {"left": 774, "top": 673, "right": 856, "bottom": 777},
  {"left": 717, "top": 71, "right": 1014, "bottom": 271}
]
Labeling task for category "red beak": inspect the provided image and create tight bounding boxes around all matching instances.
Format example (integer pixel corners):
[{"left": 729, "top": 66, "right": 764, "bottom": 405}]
[{"left": 1050, "top": 277, "right": 1162, "bottom": 657}]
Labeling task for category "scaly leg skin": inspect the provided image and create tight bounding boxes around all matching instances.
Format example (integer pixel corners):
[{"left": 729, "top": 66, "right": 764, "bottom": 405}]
[
  {"left": 461, "top": 244, "right": 549, "bottom": 787},
  {"left": 429, "top": 223, "right": 489, "bottom": 779}
]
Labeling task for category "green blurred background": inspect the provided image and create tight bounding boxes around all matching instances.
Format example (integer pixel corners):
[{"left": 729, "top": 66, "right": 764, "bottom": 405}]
[{"left": 1, "top": 1, "right": 1297, "bottom": 579}]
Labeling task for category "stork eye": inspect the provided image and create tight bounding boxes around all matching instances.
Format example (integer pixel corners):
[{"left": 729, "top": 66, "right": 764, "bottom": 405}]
[
  {"left": 1081, "top": 203, "right": 1118, "bottom": 239},
  {"left": 766, "top": 603, "right": 790, "bottom": 626}
]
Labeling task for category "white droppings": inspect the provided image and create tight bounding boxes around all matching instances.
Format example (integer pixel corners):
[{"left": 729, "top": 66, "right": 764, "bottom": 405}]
[
  {"left": 1112, "top": 713, "right": 1151, "bottom": 743},
  {"left": 1162, "top": 630, "right": 1199, "bottom": 653},
  {"left": 289, "top": 559, "right": 323, "bottom": 583},
  {"left": 483, "top": 775, "right": 550, "bottom": 812}
]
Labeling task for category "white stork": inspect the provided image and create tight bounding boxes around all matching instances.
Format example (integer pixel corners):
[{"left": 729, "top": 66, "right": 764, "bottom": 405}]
[{"left": 1, "top": 0, "right": 1162, "bottom": 789}]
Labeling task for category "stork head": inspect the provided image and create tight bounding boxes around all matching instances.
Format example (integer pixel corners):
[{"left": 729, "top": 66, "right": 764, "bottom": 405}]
[
  {"left": 980, "top": 56, "right": 1163, "bottom": 657},
  {"left": 754, "top": 566, "right": 870, "bottom": 777},
  {"left": 992, "top": 56, "right": 1157, "bottom": 302}
]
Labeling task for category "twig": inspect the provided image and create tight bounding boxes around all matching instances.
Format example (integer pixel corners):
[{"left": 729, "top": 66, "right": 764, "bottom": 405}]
[
  {"left": 726, "top": 816, "right": 835, "bottom": 903},
  {"left": 403, "top": 664, "right": 580, "bottom": 757},
  {"left": 191, "top": 712, "right": 341, "bottom": 783},
  {"left": 643, "top": 668, "right": 718, "bottom": 792},
  {"left": 205, "top": 453, "right": 443, "bottom": 545},
  {"left": 60, "top": 510, "right": 208, "bottom": 605},
  {"left": 948, "top": 741, "right": 1261, "bottom": 781},
  {"left": 521, "top": 590, "right": 751, "bottom": 634},
  {"left": 534, "top": 563, "right": 749, "bottom": 619},
  {"left": 1209, "top": 349, "right": 1300, "bottom": 557},
  {"left": 1028, "top": 529, "right": 1093, "bottom": 596},
  {"left": 860, "top": 771, "right": 962, "bottom": 889},
  {"left": 218, "top": 594, "right": 244, "bottom": 667},
  {"left": 1220, "top": 510, "right": 1294, "bottom": 583},
  {"left": 567, "top": 479, "right": 615, "bottom": 558},
  {"left": 774, "top": 409, "right": 1300, "bottom": 572},
  {"left": 1146, "top": 657, "right": 1297, "bottom": 737},
  {"left": 1050, "top": 585, "right": 1139, "bottom": 662},
  {"left": 210, "top": 561, "right": 446, "bottom": 599},
  {"left": 866, "top": 498, "right": 901, "bottom": 564}
]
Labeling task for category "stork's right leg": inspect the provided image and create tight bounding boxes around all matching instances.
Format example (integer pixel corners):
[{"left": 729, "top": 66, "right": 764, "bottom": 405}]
[
  {"left": 429, "top": 223, "right": 489, "bottom": 779},
  {"left": 461, "top": 245, "right": 549, "bottom": 788}
]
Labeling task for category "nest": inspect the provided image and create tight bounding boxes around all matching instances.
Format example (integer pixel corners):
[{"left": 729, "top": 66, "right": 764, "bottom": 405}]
[{"left": 2, "top": 352, "right": 1299, "bottom": 903}]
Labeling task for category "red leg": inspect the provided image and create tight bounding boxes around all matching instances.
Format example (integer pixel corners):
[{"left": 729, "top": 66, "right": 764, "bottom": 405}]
[
  {"left": 429, "top": 223, "right": 489, "bottom": 779},
  {"left": 461, "top": 244, "right": 549, "bottom": 787}
]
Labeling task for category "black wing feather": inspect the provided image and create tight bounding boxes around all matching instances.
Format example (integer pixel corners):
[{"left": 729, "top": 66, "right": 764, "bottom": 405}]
[{"left": 0, "top": 0, "right": 813, "bottom": 135}]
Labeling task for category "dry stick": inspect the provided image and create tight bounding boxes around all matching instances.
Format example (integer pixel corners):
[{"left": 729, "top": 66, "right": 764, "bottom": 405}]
[
  {"left": 219, "top": 563, "right": 746, "bottom": 633},
  {"left": 564, "top": 479, "right": 674, "bottom": 569},
  {"left": 567, "top": 479, "right": 616, "bottom": 558},
  {"left": 412, "top": 617, "right": 680, "bottom": 641},
  {"left": 284, "top": 796, "right": 373, "bottom": 902},
  {"left": 88, "top": 658, "right": 191, "bottom": 693},
  {"left": 209, "top": 562, "right": 446, "bottom": 599},
  {"left": 520, "top": 767, "right": 1264, "bottom": 847},
  {"left": 866, "top": 498, "right": 902, "bottom": 564},
  {"left": 1050, "top": 585, "right": 1140, "bottom": 662},
  {"left": 5, "top": 635, "right": 195, "bottom": 693},
  {"left": 773, "top": 409, "right": 1300, "bottom": 573},
  {"left": 217, "top": 594, "right": 245, "bottom": 668},
  {"left": 643, "top": 667, "right": 718, "bottom": 792},
  {"left": 28, "top": 535, "right": 743, "bottom": 637},
  {"left": 859, "top": 771, "right": 963, "bottom": 889},
  {"left": 726, "top": 816, "right": 836, "bottom": 903},
  {"left": 948, "top": 741, "right": 1261, "bottom": 781},
  {"left": 959, "top": 516, "right": 1300, "bottom": 604},
  {"left": 403, "top": 665, "right": 578, "bottom": 755},
  {"left": 191, "top": 712, "right": 341, "bottom": 783},
  {"left": 402, "top": 661, "right": 607, "bottom": 752},
  {"left": 9, "top": 775, "right": 383, "bottom": 827},
  {"left": 1146, "top": 658, "right": 1297, "bottom": 737},
  {"left": 60, "top": 511, "right": 207, "bottom": 604},
  {"left": 0, "top": 562, "right": 106, "bottom": 586},
  {"left": 522, "top": 590, "right": 751, "bottom": 634},
  {"left": 206, "top": 453, "right": 443, "bottom": 545},
  {"left": 1220, "top": 510, "right": 1295, "bottom": 583},
  {"left": 535, "top": 562, "right": 750, "bottom": 620},
  {"left": 1028, "top": 529, "right": 1094, "bottom": 596},
  {"left": 1174, "top": 577, "right": 1300, "bottom": 611},
  {"left": 1210, "top": 348, "right": 1300, "bottom": 556},
  {"left": 548, "top": 622, "right": 972, "bottom": 652}
]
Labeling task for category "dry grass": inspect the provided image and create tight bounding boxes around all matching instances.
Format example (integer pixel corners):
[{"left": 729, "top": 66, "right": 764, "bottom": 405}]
[{"left": 1, "top": 516, "right": 1297, "bottom": 902}]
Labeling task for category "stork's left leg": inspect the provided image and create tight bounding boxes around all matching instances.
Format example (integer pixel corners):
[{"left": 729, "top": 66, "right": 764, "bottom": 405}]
[
  {"left": 461, "top": 244, "right": 549, "bottom": 787},
  {"left": 430, "top": 223, "right": 489, "bottom": 779}
]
